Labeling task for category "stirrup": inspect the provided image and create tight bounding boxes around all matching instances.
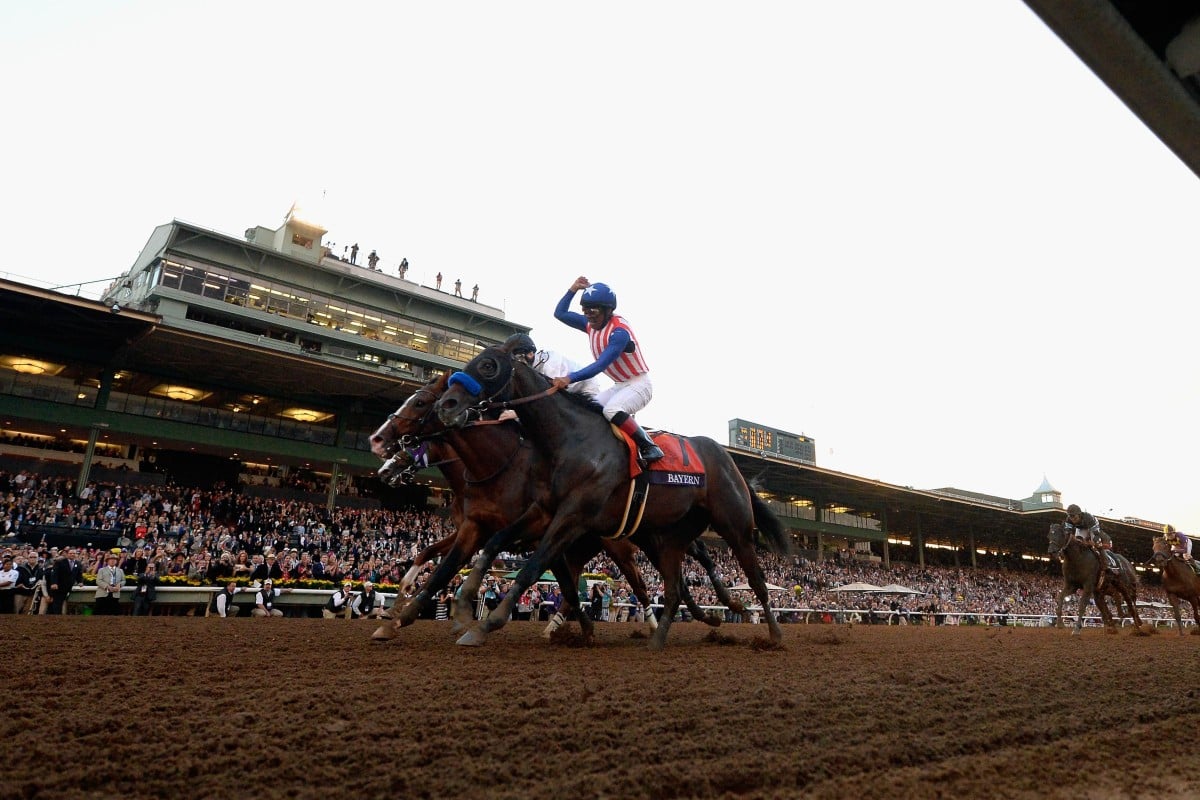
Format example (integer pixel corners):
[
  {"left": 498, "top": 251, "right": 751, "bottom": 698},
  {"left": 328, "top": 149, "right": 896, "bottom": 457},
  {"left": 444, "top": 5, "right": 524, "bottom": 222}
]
[{"left": 639, "top": 444, "right": 664, "bottom": 462}]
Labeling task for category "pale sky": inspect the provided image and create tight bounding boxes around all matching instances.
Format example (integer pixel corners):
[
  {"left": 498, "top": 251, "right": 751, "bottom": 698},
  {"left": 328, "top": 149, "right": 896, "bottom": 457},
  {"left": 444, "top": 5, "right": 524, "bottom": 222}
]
[{"left": 2, "top": 2, "right": 1197, "bottom": 531}]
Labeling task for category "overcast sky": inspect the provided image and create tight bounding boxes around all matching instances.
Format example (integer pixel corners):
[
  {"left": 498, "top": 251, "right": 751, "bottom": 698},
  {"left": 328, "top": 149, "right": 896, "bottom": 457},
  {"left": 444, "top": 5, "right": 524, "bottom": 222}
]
[{"left": 3, "top": 1, "right": 1197, "bottom": 532}]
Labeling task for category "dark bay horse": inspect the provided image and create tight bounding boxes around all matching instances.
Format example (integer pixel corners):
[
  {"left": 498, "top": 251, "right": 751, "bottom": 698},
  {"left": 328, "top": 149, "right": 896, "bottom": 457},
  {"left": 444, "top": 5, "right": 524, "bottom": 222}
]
[
  {"left": 434, "top": 340, "right": 793, "bottom": 650},
  {"left": 1048, "top": 523, "right": 1144, "bottom": 635},
  {"left": 1148, "top": 535, "right": 1200, "bottom": 635},
  {"left": 367, "top": 374, "right": 737, "bottom": 642}
]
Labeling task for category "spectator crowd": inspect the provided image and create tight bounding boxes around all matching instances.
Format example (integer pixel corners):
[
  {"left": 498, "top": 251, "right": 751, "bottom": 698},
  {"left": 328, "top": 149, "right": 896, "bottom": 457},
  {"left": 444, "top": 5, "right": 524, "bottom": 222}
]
[{"left": 0, "top": 468, "right": 1177, "bottom": 626}]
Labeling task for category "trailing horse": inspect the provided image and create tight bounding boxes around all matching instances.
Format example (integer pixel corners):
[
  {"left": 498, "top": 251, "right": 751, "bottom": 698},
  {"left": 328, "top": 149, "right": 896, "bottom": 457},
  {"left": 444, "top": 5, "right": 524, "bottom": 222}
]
[
  {"left": 367, "top": 374, "right": 741, "bottom": 643},
  {"left": 1148, "top": 535, "right": 1200, "bottom": 635},
  {"left": 434, "top": 339, "right": 793, "bottom": 650},
  {"left": 1047, "top": 523, "right": 1144, "bottom": 636}
]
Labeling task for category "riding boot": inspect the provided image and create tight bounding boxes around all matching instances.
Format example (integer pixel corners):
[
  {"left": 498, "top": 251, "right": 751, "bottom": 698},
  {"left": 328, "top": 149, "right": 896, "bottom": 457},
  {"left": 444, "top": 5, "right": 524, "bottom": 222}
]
[
  {"left": 612, "top": 412, "right": 664, "bottom": 463},
  {"left": 1094, "top": 546, "right": 1106, "bottom": 590}
]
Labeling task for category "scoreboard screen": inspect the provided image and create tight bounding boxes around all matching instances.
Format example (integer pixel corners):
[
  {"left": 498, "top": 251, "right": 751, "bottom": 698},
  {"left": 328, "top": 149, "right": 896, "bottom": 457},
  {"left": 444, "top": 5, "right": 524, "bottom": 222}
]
[{"left": 728, "top": 419, "right": 815, "bottom": 463}]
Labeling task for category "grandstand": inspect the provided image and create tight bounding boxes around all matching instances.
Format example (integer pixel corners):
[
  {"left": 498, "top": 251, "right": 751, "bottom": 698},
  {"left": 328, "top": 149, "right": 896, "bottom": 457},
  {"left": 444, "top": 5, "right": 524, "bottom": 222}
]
[{"left": 0, "top": 208, "right": 1170, "bottom": 564}]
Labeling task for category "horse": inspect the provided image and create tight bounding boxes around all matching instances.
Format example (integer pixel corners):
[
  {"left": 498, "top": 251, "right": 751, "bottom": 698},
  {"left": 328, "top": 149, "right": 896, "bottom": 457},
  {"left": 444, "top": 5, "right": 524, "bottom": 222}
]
[
  {"left": 1047, "top": 523, "right": 1144, "bottom": 635},
  {"left": 366, "top": 374, "right": 740, "bottom": 643},
  {"left": 434, "top": 339, "right": 793, "bottom": 650},
  {"left": 1147, "top": 535, "right": 1200, "bottom": 635}
]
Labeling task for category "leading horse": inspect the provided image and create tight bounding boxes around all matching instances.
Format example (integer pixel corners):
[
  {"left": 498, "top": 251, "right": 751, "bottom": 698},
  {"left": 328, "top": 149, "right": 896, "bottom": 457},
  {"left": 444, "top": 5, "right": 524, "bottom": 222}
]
[
  {"left": 367, "top": 373, "right": 740, "bottom": 642},
  {"left": 434, "top": 339, "right": 793, "bottom": 650},
  {"left": 1048, "top": 523, "right": 1144, "bottom": 635},
  {"left": 1147, "top": 535, "right": 1200, "bottom": 635}
]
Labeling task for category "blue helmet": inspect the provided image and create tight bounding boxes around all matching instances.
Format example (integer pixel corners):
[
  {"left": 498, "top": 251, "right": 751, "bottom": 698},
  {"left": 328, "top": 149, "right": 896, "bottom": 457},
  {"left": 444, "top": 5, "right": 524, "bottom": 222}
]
[{"left": 581, "top": 282, "right": 617, "bottom": 310}]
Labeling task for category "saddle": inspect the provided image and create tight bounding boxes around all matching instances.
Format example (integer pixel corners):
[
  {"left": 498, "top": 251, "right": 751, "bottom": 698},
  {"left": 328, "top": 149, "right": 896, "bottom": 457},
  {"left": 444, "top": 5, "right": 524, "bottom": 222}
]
[{"left": 606, "top": 428, "right": 707, "bottom": 540}]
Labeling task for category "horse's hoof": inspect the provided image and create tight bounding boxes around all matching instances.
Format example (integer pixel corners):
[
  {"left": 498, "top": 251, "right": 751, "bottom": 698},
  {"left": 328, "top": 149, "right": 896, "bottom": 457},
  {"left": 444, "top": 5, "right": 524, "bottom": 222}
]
[
  {"left": 449, "top": 620, "right": 466, "bottom": 636},
  {"left": 701, "top": 614, "right": 722, "bottom": 628},
  {"left": 371, "top": 624, "right": 397, "bottom": 642},
  {"left": 456, "top": 628, "right": 487, "bottom": 647},
  {"left": 1071, "top": 629, "right": 1082, "bottom": 637}
]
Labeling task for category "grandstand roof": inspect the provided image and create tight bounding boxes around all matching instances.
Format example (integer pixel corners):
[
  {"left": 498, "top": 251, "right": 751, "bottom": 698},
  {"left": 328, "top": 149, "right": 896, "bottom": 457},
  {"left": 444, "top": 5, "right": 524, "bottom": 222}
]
[{"left": 1023, "top": 0, "right": 1200, "bottom": 178}]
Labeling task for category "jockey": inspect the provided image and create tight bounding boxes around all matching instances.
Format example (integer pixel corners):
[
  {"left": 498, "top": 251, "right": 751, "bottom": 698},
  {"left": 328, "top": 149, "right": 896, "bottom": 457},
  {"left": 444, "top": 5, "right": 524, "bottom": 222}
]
[
  {"left": 1065, "top": 504, "right": 1112, "bottom": 588},
  {"left": 1163, "top": 524, "right": 1193, "bottom": 561},
  {"left": 507, "top": 333, "right": 599, "bottom": 400},
  {"left": 552, "top": 276, "right": 663, "bottom": 463}
]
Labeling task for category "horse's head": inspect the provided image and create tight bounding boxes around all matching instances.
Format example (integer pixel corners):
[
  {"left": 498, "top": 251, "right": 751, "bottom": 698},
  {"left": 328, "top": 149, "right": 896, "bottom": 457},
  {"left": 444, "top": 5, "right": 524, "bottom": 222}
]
[
  {"left": 369, "top": 373, "right": 451, "bottom": 459},
  {"left": 1147, "top": 535, "right": 1172, "bottom": 568},
  {"left": 1047, "top": 523, "right": 1066, "bottom": 559},
  {"left": 435, "top": 342, "right": 516, "bottom": 428}
]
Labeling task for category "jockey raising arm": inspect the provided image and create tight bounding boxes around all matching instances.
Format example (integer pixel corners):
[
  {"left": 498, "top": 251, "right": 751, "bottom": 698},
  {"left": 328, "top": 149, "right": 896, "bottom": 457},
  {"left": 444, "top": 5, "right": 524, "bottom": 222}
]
[{"left": 552, "top": 276, "right": 663, "bottom": 463}]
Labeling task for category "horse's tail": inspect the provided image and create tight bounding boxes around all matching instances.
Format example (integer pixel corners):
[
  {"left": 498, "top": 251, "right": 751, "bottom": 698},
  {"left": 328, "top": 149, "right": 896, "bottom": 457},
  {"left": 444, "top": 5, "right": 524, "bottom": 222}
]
[{"left": 750, "top": 492, "right": 793, "bottom": 558}]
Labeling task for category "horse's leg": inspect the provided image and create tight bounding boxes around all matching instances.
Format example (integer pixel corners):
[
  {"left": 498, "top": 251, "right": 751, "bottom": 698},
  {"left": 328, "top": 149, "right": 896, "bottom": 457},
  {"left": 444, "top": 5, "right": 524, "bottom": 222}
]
[
  {"left": 458, "top": 511, "right": 563, "bottom": 646},
  {"left": 1170, "top": 595, "right": 1186, "bottom": 635},
  {"left": 1188, "top": 596, "right": 1200, "bottom": 635},
  {"left": 602, "top": 538, "right": 658, "bottom": 633},
  {"left": 1073, "top": 589, "right": 1089, "bottom": 636},
  {"left": 546, "top": 557, "right": 592, "bottom": 643},
  {"left": 1094, "top": 591, "right": 1118, "bottom": 634},
  {"left": 1121, "top": 580, "right": 1144, "bottom": 629},
  {"left": 722, "top": 533, "right": 785, "bottom": 646},
  {"left": 400, "top": 532, "right": 458, "bottom": 595},
  {"left": 1055, "top": 587, "right": 1068, "bottom": 629},
  {"left": 686, "top": 540, "right": 738, "bottom": 623},
  {"left": 647, "top": 539, "right": 688, "bottom": 651}
]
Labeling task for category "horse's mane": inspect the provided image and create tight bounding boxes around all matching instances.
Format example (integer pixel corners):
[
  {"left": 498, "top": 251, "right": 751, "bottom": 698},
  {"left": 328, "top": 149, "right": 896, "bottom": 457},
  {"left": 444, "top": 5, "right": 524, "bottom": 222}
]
[{"left": 513, "top": 359, "right": 605, "bottom": 416}]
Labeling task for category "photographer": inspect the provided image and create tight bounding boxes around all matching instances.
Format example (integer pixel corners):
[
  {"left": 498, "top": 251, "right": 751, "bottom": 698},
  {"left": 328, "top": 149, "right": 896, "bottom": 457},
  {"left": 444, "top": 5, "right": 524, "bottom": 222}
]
[
  {"left": 323, "top": 581, "right": 355, "bottom": 619},
  {"left": 351, "top": 580, "right": 388, "bottom": 620}
]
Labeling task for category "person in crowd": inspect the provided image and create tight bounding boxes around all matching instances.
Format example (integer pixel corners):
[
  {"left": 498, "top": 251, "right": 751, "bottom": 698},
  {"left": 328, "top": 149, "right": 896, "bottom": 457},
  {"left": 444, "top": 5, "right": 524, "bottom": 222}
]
[
  {"left": 453, "top": 278, "right": 463, "bottom": 297},
  {"left": 471, "top": 284, "right": 479, "bottom": 302},
  {"left": 94, "top": 550, "right": 125, "bottom": 615},
  {"left": 0, "top": 554, "right": 18, "bottom": 614},
  {"left": 12, "top": 554, "right": 36, "bottom": 615},
  {"left": 552, "top": 276, "right": 663, "bottom": 462},
  {"left": 352, "top": 580, "right": 389, "bottom": 619},
  {"left": 435, "top": 272, "right": 443, "bottom": 290},
  {"left": 124, "top": 547, "right": 148, "bottom": 577},
  {"left": 48, "top": 547, "right": 81, "bottom": 615},
  {"left": 231, "top": 551, "right": 253, "bottom": 578},
  {"left": 252, "top": 579, "right": 289, "bottom": 617},
  {"left": 212, "top": 580, "right": 241, "bottom": 618},
  {"left": 1064, "top": 504, "right": 1112, "bottom": 588},
  {"left": 131, "top": 561, "right": 158, "bottom": 616},
  {"left": 251, "top": 552, "right": 283, "bottom": 582},
  {"left": 589, "top": 581, "right": 603, "bottom": 622},
  {"left": 324, "top": 581, "right": 355, "bottom": 619}
]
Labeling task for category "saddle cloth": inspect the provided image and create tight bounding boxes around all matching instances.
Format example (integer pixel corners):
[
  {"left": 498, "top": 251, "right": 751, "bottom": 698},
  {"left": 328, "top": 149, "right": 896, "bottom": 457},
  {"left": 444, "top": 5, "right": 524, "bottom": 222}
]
[{"left": 618, "top": 429, "right": 706, "bottom": 486}]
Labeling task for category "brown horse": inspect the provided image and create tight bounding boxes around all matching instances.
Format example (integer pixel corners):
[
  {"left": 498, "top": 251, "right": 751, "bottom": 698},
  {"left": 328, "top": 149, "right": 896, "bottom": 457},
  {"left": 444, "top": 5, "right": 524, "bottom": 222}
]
[
  {"left": 367, "top": 373, "right": 738, "bottom": 642},
  {"left": 434, "top": 339, "right": 792, "bottom": 650},
  {"left": 1148, "top": 535, "right": 1200, "bottom": 635},
  {"left": 1048, "top": 523, "right": 1144, "bottom": 635}
]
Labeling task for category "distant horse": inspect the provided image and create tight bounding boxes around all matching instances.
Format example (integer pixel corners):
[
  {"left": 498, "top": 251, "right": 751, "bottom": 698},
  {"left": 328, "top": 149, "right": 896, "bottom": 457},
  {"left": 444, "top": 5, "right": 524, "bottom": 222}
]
[
  {"left": 1148, "top": 535, "right": 1200, "bottom": 635},
  {"left": 366, "top": 374, "right": 738, "bottom": 642},
  {"left": 434, "top": 340, "right": 792, "bottom": 650},
  {"left": 1048, "top": 523, "right": 1144, "bottom": 635}
]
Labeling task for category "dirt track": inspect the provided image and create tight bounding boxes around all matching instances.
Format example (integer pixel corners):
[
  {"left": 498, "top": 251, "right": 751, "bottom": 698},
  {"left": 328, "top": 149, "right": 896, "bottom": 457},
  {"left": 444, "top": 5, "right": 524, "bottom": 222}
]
[{"left": 4, "top": 616, "right": 1198, "bottom": 800}]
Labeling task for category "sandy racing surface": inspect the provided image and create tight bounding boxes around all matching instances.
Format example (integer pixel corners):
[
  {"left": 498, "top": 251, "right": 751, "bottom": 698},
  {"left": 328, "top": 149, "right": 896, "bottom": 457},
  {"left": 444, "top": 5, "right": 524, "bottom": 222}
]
[{"left": 5, "top": 617, "right": 1198, "bottom": 800}]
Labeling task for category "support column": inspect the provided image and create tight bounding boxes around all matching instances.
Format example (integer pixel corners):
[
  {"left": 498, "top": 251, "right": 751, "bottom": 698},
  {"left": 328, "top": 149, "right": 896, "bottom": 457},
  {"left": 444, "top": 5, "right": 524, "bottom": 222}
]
[
  {"left": 77, "top": 370, "right": 114, "bottom": 497},
  {"left": 968, "top": 527, "right": 977, "bottom": 570},
  {"left": 77, "top": 424, "right": 103, "bottom": 496},
  {"left": 326, "top": 462, "right": 341, "bottom": 513},
  {"left": 881, "top": 508, "right": 890, "bottom": 568},
  {"left": 915, "top": 513, "right": 925, "bottom": 569}
]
